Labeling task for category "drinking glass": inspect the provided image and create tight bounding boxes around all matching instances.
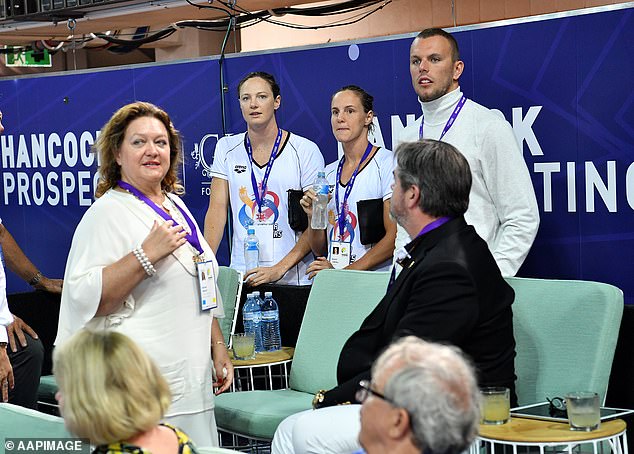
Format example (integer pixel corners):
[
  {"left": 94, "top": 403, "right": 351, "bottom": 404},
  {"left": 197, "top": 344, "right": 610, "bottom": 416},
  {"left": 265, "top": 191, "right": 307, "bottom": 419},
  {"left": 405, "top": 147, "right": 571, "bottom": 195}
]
[
  {"left": 232, "top": 333, "right": 256, "bottom": 360},
  {"left": 566, "top": 391, "right": 600, "bottom": 431},
  {"left": 481, "top": 387, "right": 510, "bottom": 425}
]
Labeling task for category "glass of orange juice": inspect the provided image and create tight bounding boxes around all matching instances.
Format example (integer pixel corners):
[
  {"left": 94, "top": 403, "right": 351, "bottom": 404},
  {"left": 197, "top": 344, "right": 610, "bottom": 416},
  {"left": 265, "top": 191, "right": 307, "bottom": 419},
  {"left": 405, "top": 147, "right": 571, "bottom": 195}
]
[
  {"left": 481, "top": 387, "right": 510, "bottom": 425},
  {"left": 232, "top": 333, "right": 256, "bottom": 360}
]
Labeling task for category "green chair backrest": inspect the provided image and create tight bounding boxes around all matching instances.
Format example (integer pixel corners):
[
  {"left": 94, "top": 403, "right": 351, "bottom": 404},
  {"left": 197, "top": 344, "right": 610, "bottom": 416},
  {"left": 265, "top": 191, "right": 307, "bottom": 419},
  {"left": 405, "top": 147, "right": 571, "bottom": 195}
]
[
  {"left": 0, "top": 403, "right": 71, "bottom": 438},
  {"left": 216, "top": 266, "right": 243, "bottom": 347},
  {"left": 507, "top": 277, "right": 623, "bottom": 406},
  {"left": 289, "top": 269, "right": 390, "bottom": 394}
]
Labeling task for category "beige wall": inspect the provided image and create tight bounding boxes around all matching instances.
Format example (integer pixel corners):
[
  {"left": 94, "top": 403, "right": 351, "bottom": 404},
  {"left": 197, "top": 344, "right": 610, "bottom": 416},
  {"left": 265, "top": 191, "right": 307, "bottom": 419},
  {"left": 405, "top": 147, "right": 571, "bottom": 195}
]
[
  {"left": 0, "top": 47, "right": 154, "bottom": 77},
  {"left": 155, "top": 28, "right": 240, "bottom": 63},
  {"left": 0, "top": 0, "right": 626, "bottom": 75},
  {"left": 240, "top": 0, "right": 624, "bottom": 52}
]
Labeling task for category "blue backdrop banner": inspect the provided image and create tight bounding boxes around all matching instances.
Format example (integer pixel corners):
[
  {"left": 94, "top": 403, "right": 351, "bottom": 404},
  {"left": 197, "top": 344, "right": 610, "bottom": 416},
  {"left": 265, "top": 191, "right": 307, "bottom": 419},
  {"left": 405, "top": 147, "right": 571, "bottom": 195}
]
[{"left": 1, "top": 6, "right": 632, "bottom": 303}]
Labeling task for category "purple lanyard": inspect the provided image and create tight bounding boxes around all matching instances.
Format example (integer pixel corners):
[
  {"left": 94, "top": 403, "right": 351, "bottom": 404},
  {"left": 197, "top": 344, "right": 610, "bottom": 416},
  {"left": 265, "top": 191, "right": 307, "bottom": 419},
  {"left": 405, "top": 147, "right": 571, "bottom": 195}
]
[
  {"left": 416, "top": 216, "right": 452, "bottom": 238},
  {"left": 334, "top": 142, "right": 374, "bottom": 240},
  {"left": 117, "top": 180, "right": 204, "bottom": 255},
  {"left": 418, "top": 95, "right": 466, "bottom": 140},
  {"left": 388, "top": 216, "right": 452, "bottom": 289},
  {"left": 245, "top": 128, "right": 283, "bottom": 215}
]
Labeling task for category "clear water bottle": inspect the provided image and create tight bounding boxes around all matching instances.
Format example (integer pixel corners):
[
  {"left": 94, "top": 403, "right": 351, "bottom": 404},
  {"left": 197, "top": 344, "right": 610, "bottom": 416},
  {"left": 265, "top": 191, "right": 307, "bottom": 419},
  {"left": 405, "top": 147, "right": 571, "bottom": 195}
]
[
  {"left": 261, "top": 291, "right": 282, "bottom": 352},
  {"left": 242, "top": 292, "right": 264, "bottom": 353},
  {"left": 244, "top": 226, "right": 259, "bottom": 272},
  {"left": 311, "top": 171, "right": 329, "bottom": 230},
  {"left": 253, "top": 291, "right": 264, "bottom": 308}
]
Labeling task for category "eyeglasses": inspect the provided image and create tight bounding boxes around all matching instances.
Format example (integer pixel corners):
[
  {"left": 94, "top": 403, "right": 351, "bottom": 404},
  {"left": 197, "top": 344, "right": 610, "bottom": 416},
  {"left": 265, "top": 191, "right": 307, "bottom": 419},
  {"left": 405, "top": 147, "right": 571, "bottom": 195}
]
[{"left": 356, "top": 380, "right": 397, "bottom": 406}]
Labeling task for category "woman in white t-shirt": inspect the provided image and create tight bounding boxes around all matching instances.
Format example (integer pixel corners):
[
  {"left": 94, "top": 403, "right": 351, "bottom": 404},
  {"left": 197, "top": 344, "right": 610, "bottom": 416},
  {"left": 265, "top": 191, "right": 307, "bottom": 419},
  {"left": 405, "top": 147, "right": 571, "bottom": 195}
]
[
  {"left": 205, "top": 72, "right": 324, "bottom": 286},
  {"left": 300, "top": 85, "right": 397, "bottom": 278}
]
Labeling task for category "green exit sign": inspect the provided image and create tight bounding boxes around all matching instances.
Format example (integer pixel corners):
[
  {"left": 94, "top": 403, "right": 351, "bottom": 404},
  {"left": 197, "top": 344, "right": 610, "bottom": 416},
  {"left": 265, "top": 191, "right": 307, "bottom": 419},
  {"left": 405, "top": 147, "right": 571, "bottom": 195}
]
[{"left": 5, "top": 47, "right": 52, "bottom": 67}]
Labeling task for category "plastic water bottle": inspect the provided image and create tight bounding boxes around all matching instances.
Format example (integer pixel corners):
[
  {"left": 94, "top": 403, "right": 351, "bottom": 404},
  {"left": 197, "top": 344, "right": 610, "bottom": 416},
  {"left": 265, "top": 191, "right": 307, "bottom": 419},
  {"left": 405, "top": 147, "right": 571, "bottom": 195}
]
[
  {"left": 253, "top": 291, "right": 264, "bottom": 308},
  {"left": 261, "top": 291, "right": 282, "bottom": 352},
  {"left": 244, "top": 226, "right": 259, "bottom": 272},
  {"left": 311, "top": 171, "right": 329, "bottom": 230},
  {"left": 242, "top": 293, "right": 264, "bottom": 353},
  {"left": 253, "top": 291, "right": 266, "bottom": 350}
]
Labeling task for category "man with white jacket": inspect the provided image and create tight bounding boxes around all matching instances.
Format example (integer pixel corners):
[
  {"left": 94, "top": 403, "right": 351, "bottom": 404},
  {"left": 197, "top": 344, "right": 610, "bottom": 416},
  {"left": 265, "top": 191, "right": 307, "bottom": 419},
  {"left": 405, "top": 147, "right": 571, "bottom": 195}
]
[{"left": 398, "top": 28, "right": 539, "bottom": 277}]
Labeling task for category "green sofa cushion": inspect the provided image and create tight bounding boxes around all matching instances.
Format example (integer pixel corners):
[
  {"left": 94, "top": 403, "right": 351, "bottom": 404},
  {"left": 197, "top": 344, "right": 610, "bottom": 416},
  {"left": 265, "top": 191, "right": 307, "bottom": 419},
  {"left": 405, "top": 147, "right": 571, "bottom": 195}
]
[{"left": 215, "top": 389, "right": 313, "bottom": 440}]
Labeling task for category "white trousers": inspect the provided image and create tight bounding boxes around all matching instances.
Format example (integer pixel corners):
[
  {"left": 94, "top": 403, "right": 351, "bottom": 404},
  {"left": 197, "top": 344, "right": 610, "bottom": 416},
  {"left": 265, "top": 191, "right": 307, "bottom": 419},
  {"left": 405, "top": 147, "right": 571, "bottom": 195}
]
[{"left": 271, "top": 405, "right": 362, "bottom": 454}]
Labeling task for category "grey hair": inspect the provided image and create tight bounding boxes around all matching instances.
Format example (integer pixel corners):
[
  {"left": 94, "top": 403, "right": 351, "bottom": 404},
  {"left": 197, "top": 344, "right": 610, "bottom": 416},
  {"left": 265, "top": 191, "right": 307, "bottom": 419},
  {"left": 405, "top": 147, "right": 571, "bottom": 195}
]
[
  {"left": 373, "top": 337, "right": 480, "bottom": 454},
  {"left": 394, "top": 139, "right": 471, "bottom": 218}
]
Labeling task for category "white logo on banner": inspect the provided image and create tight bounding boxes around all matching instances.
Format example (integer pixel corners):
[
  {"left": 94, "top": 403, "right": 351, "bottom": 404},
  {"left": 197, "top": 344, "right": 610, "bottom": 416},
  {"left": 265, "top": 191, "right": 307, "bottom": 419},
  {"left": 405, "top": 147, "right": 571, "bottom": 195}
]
[
  {"left": 1, "top": 131, "right": 101, "bottom": 207},
  {"left": 190, "top": 133, "right": 234, "bottom": 196},
  {"left": 390, "top": 106, "right": 634, "bottom": 214}
]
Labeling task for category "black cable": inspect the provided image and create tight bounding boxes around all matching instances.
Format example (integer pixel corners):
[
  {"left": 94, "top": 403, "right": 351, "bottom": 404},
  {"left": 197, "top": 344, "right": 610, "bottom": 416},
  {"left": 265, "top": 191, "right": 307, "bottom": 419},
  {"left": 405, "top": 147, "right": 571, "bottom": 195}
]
[
  {"left": 184, "top": 0, "right": 235, "bottom": 16},
  {"left": 177, "top": 10, "right": 271, "bottom": 30},
  {"left": 176, "top": 0, "right": 387, "bottom": 31},
  {"left": 259, "top": 3, "right": 389, "bottom": 31},
  {"left": 217, "top": 10, "right": 236, "bottom": 255},
  {"left": 218, "top": 16, "right": 233, "bottom": 137},
  {"left": 276, "top": 1, "right": 381, "bottom": 16},
  {"left": 215, "top": 0, "right": 380, "bottom": 17},
  {"left": 93, "top": 26, "right": 177, "bottom": 46},
  {"left": 181, "top": 0, "right": 378, "bottom": 28},
  {"left": 2, "top": 0, "right": 387, "bottom": 53}
]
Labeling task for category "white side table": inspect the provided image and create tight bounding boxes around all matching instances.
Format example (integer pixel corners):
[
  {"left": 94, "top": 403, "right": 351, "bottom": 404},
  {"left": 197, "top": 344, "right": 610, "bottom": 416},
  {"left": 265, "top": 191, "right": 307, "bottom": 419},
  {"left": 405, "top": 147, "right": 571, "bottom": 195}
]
[
  {"left": 473, "top": 417, "right": 628, "bottom": 454},
  {"left": 229, "top": 346, "right": 294, "bottom": 392}
]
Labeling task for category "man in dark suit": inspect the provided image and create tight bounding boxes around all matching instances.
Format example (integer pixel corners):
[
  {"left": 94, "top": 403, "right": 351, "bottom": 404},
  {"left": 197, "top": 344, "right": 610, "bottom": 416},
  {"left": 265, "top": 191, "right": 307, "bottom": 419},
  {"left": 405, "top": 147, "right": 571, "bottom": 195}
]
[{"left": 272, "top": 139, "right": 516, "bottom": 454}]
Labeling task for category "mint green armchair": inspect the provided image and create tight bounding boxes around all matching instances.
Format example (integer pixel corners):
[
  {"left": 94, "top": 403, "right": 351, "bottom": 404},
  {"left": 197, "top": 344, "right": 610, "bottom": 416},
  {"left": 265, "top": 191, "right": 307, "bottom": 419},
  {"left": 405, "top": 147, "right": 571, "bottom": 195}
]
[
  {"left": 507, "top": 277, "right": 623, "bottom": 406},
  {"left": 214, "top": 269, "right": 390, "bottom": 441},
  {"left": 216, "top": 266, "right": 243, "bottom": 348}
]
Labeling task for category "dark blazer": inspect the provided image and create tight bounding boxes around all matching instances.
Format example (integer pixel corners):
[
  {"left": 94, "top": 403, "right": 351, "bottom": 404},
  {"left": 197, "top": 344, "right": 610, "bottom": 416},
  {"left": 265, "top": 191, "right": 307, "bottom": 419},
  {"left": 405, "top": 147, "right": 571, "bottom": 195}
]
[{"left": 322, "top": 217, "right": 516, "bottom": 406}]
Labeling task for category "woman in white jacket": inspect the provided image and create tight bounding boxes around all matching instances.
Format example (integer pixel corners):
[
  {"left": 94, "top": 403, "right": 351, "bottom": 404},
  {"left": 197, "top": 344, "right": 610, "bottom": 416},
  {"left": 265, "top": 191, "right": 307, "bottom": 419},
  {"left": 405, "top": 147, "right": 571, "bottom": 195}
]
[{"left": 56, "top": 101, "right": 232, "bottom": 446}]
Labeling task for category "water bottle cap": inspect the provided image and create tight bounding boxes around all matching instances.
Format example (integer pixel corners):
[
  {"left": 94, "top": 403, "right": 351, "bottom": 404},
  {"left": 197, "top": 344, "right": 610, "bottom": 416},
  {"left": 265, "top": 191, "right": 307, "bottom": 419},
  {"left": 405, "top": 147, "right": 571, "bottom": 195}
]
[
  {"left": 247, "top": 226, "right": 255, "bottom": 235},
  {"left": 317, "top": 171, "right": 325, "bottom": 177},
  {"left": 265, "top": 292, "right": 273, "bottom": 297}
]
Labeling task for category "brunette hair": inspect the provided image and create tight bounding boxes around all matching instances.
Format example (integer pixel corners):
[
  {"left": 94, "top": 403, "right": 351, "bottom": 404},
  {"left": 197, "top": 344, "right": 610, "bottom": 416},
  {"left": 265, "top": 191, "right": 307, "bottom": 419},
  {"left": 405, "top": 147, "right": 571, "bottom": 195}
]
[
  {"left": 237, "top": 71, "right": 281, "bottom": 99},
  {"left": 94, "top": 101, "right": 183, "bottom": 198}
]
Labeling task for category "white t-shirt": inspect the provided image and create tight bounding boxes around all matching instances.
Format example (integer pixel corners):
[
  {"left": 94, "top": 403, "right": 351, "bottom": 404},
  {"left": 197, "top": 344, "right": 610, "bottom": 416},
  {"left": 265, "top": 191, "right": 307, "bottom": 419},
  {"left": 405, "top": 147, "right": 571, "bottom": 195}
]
[
  {"left": 324, "top": 147, "right": 395, "bottom": 272},
  {"left": 210, "top": 132, "right": 324, "bottom": 285},
  {"left": 0, "top": 217, "right": 14, "bottom": 343}
]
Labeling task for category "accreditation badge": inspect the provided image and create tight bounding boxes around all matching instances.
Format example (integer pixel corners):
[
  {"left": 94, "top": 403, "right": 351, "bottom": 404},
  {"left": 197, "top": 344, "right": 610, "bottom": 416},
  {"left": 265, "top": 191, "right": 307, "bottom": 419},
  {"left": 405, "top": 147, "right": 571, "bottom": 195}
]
[
  {"left": 197, "top": 260, "right": 218, "bottom": 311},
  {"left": 330, "top": 240, "right": 351, "bottom": 269},
  {"left": 254, "top": 222, "right": 274, "bottom": 263}
]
